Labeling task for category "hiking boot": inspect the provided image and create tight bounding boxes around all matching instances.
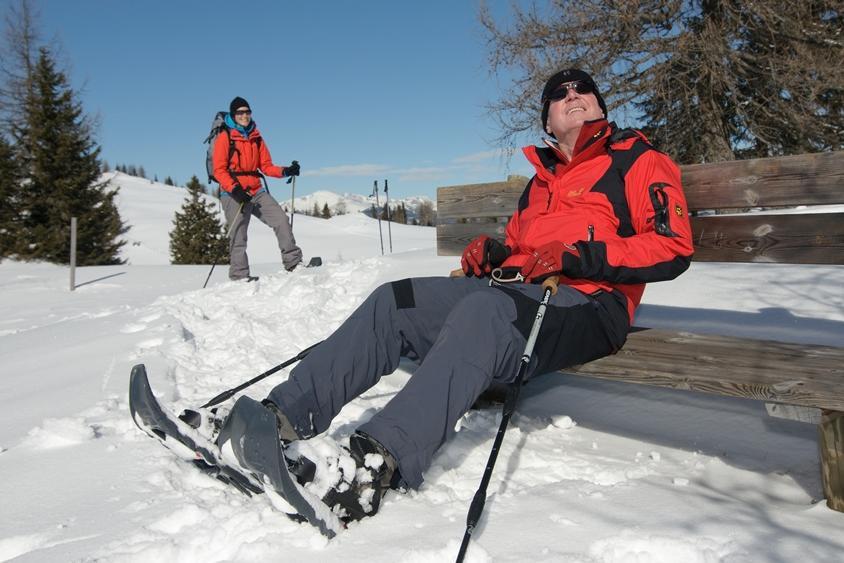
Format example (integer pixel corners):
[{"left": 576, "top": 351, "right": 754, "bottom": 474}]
[
  {"left": 321, "top": 431, "right": 398, "bottom": 522},
  {"left": 260, "top": 399, "right": 301, "bottom": 444}
]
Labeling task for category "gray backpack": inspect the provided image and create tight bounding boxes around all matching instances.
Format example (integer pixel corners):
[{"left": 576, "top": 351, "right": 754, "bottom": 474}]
[{"left": 203, "top": 111, "right": 230, "bottom": 185}]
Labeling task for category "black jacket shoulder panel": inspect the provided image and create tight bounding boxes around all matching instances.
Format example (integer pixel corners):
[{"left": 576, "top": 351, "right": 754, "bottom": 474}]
[{"left": 517, "top": 176, "right": 536, "bottom": 213}]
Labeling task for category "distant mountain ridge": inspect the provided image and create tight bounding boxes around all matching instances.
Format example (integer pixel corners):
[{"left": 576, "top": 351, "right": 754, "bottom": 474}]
[{"left": 286, "top": 189, "right": 436, "bottom": 222}]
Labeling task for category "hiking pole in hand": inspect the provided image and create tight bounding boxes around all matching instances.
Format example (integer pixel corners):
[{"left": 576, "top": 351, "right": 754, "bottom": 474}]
[
  {"left": 287, "top": 160, "right": 298, "bottom": 230},
  {"left": 179, "top": 340, "right": 325, "bottom": 428},
  {"left": 456, "top": 276, "right": 560, "bottom": 563},
  {"left": 204, "top": 200, "right": 245, "bottom": 288}
]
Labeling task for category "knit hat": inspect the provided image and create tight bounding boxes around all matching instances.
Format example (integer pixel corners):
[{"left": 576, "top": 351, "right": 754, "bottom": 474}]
[
  {"left": 540, "top": 69, "right": 607, "bottom": 134},
  {"left": 229, "top": 96, "right": 251, "bottom": 116}
]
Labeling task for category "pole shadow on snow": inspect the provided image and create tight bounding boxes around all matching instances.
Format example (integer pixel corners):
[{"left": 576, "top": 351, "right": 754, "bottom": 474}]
[{"left": 73, "top": 271, "right": 126, "bottom": 289}]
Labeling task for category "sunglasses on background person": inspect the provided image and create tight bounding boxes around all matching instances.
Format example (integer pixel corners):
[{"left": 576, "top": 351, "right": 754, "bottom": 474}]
[{"left": 234, "top": 110, "right": 252, "bottom": 116}]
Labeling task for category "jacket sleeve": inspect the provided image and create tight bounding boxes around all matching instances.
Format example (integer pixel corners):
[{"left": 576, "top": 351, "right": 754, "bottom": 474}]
[
  {"left": 257, "top": 139, "right": 283, "bottom": 178},
  {"left": 565, "top": 150, "right": 694, "bottom": 284},
  {"left": 212, "top": 133, "right": 237, "bottom": 192}
]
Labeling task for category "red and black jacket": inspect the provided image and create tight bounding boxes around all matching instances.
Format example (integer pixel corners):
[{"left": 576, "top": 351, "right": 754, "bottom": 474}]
[{"left": 502, "top": 118, "right": 694, "bottom": 323}]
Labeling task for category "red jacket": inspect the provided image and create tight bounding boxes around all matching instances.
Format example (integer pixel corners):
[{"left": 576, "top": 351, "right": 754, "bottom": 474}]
[
  {"left": 212, "top": 123, "right": 287, "bottom": 195},
  {"left": 502, "top": 119, "right": 694, "bottom": 323}
]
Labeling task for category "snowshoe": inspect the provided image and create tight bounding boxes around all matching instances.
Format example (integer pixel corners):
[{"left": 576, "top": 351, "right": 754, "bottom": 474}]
[
  {"left": 217, "top": 395, "right": 343, "bottom": 537},
  {"left": 129, "top": 364, "right": 342, "bottom": 538}
]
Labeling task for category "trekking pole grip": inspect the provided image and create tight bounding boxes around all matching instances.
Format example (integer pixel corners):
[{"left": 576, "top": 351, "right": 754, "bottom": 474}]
[{"left": 541, "top": 275, "right": 559, "bottom": 295}]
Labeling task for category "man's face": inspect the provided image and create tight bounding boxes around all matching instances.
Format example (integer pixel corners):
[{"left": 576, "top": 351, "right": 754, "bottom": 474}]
[
  {"left": 546, "top": 81, "right": 604, "bottom": 139},
  {"left": 233, "top": 106, "right": 252, "bottom": 127}
]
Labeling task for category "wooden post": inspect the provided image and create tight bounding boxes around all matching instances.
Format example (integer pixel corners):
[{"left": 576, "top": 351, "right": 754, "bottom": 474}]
[
  {"left": 69, "top": 217, "right": 77, "bottom": 291},
  {"left": 820, "top": 410, "right": 844, "bottom": 512}
]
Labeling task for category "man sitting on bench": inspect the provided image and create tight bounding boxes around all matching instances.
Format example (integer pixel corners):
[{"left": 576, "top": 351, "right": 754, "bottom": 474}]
[{"left": 215, "top": 68, "right": 696, "bottom": 523}]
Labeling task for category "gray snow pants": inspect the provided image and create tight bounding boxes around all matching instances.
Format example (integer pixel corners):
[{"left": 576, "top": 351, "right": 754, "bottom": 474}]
[
  {"left": 222, "top": 190, "right": 303, "bottom": 279},
  {"left": 267, "top": 275, "right": 630, "bottom": 489}
]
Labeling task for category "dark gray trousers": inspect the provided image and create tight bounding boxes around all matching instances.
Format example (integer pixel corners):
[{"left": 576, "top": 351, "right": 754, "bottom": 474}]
[{"left": 267, "top": 276, "right": 629, "bottom": 489}]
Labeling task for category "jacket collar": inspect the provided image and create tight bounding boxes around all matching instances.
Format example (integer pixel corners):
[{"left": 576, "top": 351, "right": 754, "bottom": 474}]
[
  {"left": 523, "top": 119, "right": 613, "bottom": 180},
  {"left": 225, "top": 113, "right": 256, "bottom": 139}
]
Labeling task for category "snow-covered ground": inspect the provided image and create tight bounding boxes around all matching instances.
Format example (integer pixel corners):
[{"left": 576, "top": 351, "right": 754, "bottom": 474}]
[{"left": 0, "top": 175, "right": 842, "bottom": 562}]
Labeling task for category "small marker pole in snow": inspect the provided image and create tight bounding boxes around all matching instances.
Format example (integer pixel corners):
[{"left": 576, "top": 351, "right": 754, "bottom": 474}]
[
  {"left": 384, "top": 179, "right": 393, "bottom": 253},
  {"left": 69, "top": 217, "right": 77, "bottom": 291},
  {"left": 456, "top": 276, "right": 559, "bottom": 563},
  {"left": 373, "top": 180, "right": 384, "bottom": 255}
]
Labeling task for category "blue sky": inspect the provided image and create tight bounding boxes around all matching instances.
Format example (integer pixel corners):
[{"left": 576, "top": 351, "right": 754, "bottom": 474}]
[{"left": 34, "top": 0, "right": 538, "bottom": 200}]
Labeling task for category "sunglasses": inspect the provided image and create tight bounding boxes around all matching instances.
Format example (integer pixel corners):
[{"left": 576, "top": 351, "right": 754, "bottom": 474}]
[
  {"left": 544, "top": 80, "right": 595, "bottom": 102},
  {"left": 234, "top": 110, "right": 252, "bottom": 116}
]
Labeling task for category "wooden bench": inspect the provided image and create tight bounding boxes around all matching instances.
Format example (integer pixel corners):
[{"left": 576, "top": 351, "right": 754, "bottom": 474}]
[{"left": 436, "top": 150, "right": 844, "bottom": 512}]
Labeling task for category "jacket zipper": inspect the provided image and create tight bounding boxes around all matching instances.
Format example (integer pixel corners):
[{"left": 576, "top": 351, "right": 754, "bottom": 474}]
[{"left": 587, "top": 225, "right": 594, "bottom": 242}]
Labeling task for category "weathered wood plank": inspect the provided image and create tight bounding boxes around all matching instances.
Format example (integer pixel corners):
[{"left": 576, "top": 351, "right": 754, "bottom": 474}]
[
  {"left": 438, "top": 212, "right": 844, "bottom": 263},
  {"left": 437, "top": 222, "right": 506, "bottom": 256},
  {"left": 682, "top": 151, "right": 844, "bottom": 210},
  {"left": 565, "top": 329, "right": 844, "bottom": 411},
  {"left": 820, "top": 411, "right": 844, "bottom": 511},
  {"left": 438, "top": 181, "right": 525, "bottom": 219},
  {"left": 437, "top": 152, "right": 844, "bottom": 220},
  {"left": 691, "top": 213, "right": 844, "bottom": 263}
]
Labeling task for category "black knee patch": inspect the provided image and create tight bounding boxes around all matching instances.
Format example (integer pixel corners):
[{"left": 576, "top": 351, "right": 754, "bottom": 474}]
[
  {"left": 391, "top": 278, "right": 415, "bottom": 310},
  {"left": 497, "top": 287, "right": 629, "bottom": 375}
]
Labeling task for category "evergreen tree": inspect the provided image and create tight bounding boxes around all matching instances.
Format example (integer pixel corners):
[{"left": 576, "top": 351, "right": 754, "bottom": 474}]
[
  {"left": 321, "top": 203, "right": 331, "bottom": 219},
  {"left": 312, "top": 202, "right": 320, "bottom": 216},
  {"left": 0, "top": 134, "right": 23, "bottom": 257},
  {"left": 11, "top": 47, "right": 126, "bottom": 264},
  {"left": 138, "top": 165, "right": 146, "bottom": 179},
  {"left": 101, "top": 160, "right": 110, "bottom": 173},
  {"left": 169, "top": 175, "right": 228, "bottom": 264},
  {"left": 164, "top": 176, "right": 174, "bottom": 186}
]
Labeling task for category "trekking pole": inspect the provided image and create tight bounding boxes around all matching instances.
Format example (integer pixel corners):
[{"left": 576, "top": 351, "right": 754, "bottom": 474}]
[
  {"left": 373, "top": 180, "right": 384, "bottom": 255},
  {"left": 201, "top": 340, "right": 323, "bottom": 409},
  {"left": 456, "top": 276, "right": 559, "bottom": 563},
  {"left": 384, "top": 179, "right": 393, "bottom": 253},
  {"left": 178, "top": 340, "right": 324, "bottom": 428},
  {"left": 287, "top": 161, "right": 298, "bottom": 229},
  {"left": 203, "top": 200, "right": 245, "bottom": 288}
]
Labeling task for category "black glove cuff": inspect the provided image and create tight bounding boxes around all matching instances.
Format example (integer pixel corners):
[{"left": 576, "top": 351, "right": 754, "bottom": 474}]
[{"left": 486, "top": 239, "right": 511, "bottom": 267}]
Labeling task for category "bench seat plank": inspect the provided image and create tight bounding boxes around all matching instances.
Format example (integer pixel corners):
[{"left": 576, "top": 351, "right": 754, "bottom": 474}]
[{"left": 566, "top": 328, "right": 844, "bottom": 411}]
